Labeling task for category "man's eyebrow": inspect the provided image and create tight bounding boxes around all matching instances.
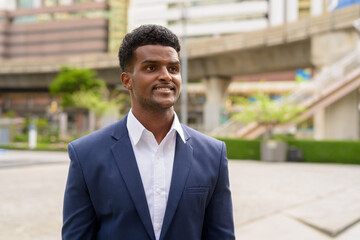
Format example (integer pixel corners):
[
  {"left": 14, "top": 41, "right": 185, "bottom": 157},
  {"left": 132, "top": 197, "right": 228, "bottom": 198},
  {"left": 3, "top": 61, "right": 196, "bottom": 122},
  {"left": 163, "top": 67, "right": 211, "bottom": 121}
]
[
  {"left": 169, "top": 61, "right": 180, "bottom": 65},
  {"left": 141, "top": 60, "right": 157, "bottom": 64},
  {"left": 141, "top": 60, "right": 180, "bottom": 65}
]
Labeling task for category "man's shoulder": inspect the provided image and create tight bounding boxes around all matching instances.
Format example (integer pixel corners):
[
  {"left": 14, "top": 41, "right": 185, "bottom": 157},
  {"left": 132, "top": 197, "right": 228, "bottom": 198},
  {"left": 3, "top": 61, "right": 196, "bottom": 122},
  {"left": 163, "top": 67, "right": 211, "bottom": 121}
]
[
  {"left": 181, "top": 125, "right": 226, "bottom": 165},
  {"left": 181, "top": 124, "right": 224, "bottom": 147},
  {"left": 70, "top": 117, "right": 127, "bottom": 149}
]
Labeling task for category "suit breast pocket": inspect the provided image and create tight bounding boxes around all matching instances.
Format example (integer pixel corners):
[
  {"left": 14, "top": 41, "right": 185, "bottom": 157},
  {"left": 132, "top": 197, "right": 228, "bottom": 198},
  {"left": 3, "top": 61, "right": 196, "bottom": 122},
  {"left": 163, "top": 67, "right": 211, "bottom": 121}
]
[
  {"left": 185, "top": 186, "right": 209, "bottom": 194},
  {"left": 183, "top": 186, "right": 210, "bottom": 212}
]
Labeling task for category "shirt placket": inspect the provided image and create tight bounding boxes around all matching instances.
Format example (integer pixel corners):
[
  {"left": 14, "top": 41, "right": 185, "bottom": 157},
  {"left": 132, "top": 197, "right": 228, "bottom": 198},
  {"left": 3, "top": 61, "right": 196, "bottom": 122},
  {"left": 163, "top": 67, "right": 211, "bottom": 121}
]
[{"left": 153, "top": 145, "right": 166, "bottom": 239}]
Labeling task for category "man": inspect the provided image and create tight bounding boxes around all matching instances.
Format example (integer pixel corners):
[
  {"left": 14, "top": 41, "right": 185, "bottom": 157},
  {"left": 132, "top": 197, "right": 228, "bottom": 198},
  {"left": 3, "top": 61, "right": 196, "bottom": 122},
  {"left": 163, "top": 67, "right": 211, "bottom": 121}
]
[{"left": 62, "top": 25, "right": 235, "bottom": 240}]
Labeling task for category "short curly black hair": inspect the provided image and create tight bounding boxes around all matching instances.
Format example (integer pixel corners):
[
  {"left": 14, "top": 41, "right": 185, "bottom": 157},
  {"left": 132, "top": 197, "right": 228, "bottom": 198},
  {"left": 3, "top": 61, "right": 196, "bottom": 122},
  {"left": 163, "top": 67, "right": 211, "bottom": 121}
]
[{"left": 118, "top": 24, "right": 181, "bottom": 72}]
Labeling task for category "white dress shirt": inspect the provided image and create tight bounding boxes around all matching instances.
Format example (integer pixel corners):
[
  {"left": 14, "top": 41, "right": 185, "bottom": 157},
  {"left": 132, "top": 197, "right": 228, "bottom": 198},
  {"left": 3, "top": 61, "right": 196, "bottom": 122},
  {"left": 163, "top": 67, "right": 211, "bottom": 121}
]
[{"left": 126, "top": 110, "right": 186, "bottom": 240}]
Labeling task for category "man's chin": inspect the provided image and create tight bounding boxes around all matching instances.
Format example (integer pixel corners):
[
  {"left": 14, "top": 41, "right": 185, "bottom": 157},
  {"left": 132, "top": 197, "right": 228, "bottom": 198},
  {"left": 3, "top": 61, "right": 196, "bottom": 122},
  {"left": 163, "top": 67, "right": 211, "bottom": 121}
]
[
  {"left": 157, "top": 103, "right": 175, "bottom": 110},
  {"left": 137, "top": 98, "right": 178, "bottom": 112},
  {"left": 153, "top": 98, "right": 177, "bottom": 109}
]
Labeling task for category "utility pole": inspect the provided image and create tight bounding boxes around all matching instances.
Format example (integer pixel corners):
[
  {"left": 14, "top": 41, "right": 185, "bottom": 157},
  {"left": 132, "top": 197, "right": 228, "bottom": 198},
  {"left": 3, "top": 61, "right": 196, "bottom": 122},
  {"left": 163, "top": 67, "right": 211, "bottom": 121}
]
[{"left": 180, "top": 0, "right": 189, "bottom": 125}]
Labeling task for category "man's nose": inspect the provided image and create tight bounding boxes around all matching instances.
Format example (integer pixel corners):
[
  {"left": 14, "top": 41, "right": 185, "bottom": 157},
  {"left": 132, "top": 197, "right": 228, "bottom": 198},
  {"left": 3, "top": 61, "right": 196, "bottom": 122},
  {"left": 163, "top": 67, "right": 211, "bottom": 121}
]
[{"left": 159, "top": 67, "right": 172, "bottom": 82}]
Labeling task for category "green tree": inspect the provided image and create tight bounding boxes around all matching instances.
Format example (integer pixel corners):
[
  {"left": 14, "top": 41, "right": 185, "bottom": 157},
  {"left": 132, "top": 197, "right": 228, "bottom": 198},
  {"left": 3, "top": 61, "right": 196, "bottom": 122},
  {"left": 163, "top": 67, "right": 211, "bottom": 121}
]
[
  {"left": 231, "top": 93, "right": 305, "bottom": 139},
  {"left": 50, "top": 66, "right": 130, "bottom": 130},
  {"left": 49, "top": 66, "right": 106, "bottom": 107}
]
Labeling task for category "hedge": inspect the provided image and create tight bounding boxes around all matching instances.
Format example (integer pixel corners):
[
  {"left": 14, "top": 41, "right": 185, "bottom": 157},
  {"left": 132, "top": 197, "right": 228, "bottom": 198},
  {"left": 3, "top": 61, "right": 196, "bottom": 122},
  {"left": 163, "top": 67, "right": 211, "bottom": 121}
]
[
  {"left": 0, "top": 143, "right": 67, "bottom": 152},
  {"left": 287, "top": 139, "right": 360, "bottom": 165},
  {"left": 217, "top": 138, "right": 261, "bottom": 161},
  {"left": 217, "top": 138, "right": 360, "bottom": 164},
  {"left": 2, "top": 138, "right": 360, "bottom": 164}
]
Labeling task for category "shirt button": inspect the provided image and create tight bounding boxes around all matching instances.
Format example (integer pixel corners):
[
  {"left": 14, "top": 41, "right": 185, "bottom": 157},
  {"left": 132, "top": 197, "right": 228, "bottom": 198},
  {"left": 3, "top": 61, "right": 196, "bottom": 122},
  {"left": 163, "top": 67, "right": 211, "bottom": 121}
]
[
  {"left": 157, "top": 224, "right": 162, "bottom": 230},
  {"left": 156, "top": 188, "right": 162, "bottom": 194}
]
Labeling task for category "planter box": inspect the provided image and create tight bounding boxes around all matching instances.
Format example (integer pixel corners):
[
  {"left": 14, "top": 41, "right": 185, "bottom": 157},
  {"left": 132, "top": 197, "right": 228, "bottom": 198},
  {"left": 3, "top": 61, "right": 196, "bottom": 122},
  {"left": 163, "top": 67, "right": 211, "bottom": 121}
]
[{"left": 261, "top": 140, "right": 288, "bottom": 162}]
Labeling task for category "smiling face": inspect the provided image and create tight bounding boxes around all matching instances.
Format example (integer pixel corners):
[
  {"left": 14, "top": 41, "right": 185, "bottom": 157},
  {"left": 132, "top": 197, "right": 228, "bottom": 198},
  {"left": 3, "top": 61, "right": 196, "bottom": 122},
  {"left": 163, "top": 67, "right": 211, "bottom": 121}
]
[{"left": 121, "top": 45, "right": 182, "bottom": 115}]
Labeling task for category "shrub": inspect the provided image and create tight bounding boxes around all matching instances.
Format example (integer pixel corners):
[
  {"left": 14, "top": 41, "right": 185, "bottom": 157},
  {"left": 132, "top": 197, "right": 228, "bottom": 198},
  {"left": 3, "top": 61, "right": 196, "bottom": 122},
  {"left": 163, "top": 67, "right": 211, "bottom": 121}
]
[
  {"left": 13, "top": 133, "right": 28, "bottom": 142},
  {"left": 230, "top": 93, "right": 304, "bottom": 139}
]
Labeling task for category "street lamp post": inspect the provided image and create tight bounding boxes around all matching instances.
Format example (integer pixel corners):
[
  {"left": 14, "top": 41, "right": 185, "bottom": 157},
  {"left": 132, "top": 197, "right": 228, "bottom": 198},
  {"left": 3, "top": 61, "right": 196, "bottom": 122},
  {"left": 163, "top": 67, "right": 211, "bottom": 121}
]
[{"left": 180, "top": 0, "right": 189, "bottom": 125}]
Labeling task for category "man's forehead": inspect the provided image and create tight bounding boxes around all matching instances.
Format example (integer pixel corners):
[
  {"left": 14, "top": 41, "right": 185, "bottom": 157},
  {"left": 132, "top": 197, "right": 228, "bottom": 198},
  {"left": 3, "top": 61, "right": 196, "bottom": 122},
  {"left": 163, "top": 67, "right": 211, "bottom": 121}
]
[{"left": 134, "top": 45, "right": 179, "bottom": 59}]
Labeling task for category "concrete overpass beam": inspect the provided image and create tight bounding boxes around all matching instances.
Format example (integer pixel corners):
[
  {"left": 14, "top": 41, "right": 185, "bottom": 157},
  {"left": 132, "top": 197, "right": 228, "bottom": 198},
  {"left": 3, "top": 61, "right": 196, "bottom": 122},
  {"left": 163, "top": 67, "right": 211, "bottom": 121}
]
[
  {"left": 203, "top": 76, "right": 231, "bottom": 133},
  {"left": 311, "top": 30, "right": 359, "bottom": 68}
]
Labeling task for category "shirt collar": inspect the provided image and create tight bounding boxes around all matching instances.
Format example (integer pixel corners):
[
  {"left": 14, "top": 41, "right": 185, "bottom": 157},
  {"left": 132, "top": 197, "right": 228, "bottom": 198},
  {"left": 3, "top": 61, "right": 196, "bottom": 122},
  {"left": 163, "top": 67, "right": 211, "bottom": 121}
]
[
  {"left": 171, "top": 111, "right": 186, "bottom": 143},
  {"left": 127, "top": 109, "right": 186, "bottom": 146}
]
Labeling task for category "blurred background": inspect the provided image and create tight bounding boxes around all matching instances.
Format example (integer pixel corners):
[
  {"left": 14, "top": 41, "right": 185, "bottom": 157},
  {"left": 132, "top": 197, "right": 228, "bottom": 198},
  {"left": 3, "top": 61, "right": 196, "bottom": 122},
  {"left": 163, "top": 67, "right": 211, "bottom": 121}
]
[
  {"left": 1, "top": 0, "right": 360, "bottom": 239},
  {"left": 1, "top": 0, "right": 360, "bottom": 147}
]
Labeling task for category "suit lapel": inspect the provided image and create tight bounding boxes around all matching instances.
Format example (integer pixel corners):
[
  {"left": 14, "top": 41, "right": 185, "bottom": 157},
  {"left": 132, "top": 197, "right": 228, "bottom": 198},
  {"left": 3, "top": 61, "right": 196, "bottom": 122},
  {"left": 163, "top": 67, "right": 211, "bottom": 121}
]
[
  {"left": 160, "top": 131, "right": 193, "bottom": 240},
  {"left": 110, "top": 117, "right": 155, "bottom": 240}
]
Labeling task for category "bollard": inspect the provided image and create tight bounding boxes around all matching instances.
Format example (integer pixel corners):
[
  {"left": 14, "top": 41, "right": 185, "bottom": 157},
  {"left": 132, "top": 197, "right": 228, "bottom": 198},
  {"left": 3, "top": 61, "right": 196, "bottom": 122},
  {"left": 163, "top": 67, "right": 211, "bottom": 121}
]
[{"left": 28, "top": 123, "right": 37, "bottom": 150}]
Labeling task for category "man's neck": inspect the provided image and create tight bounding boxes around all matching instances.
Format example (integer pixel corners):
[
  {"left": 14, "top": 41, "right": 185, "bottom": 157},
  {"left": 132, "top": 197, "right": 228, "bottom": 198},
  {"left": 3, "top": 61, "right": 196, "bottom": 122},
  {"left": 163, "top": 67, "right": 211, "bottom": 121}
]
[{"left": 131, "top": 108, "right": 174, "bottom": 144}]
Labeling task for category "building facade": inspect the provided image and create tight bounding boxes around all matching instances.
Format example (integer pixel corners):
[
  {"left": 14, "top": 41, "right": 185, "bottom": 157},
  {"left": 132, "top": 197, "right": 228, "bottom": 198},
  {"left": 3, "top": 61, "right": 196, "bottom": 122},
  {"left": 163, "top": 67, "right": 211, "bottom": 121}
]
[{"left": 0, "top": 0, "right": 128, "bottom": 136}]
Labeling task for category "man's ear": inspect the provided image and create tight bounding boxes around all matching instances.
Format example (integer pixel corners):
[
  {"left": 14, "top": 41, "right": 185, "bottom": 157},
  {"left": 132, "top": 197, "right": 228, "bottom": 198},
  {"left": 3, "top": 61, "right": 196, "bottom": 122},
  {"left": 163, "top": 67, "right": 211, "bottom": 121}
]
[{"left": 121, "top": 72, "right": 132, "bottom": 90}]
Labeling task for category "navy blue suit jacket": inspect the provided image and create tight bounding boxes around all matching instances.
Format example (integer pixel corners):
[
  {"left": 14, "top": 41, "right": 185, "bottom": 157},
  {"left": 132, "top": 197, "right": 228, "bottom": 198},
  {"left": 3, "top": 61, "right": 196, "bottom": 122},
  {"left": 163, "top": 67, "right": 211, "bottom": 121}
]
[{"left": 62, "top": 115, "right": 235, "bottom": 240}]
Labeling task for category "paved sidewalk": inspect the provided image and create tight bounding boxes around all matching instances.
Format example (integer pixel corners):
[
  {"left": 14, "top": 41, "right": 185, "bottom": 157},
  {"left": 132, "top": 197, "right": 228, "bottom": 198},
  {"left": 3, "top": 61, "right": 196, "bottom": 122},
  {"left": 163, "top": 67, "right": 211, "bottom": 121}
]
[
  {"left": 0, "top": 149, "right": 68, "bottom": 167},
  {"left": 230, "top": 160, "right": 360, "bottom": 239},
  {"left": 0, "top": 150, "right": 359, "bottom": 239}
]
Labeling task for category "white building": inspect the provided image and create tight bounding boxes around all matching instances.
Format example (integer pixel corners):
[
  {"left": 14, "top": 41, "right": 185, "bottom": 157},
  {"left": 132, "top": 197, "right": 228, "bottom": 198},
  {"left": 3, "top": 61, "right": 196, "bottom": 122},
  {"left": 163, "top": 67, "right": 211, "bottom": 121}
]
[{"left": 128, "top": 0, "right": 335, "bottom": 38}]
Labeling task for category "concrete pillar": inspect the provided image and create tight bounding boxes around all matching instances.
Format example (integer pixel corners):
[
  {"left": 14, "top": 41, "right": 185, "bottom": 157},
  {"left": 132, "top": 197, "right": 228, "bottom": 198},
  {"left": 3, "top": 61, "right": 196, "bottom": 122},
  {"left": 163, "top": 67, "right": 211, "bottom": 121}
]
[
  {"left": 313, "top": 108, "right": 325, "bottom": 140},
  {"left": 323, "top": 90, "right": 359, "bottom": 140},
  {"left": 311, "top": 0, "right": 325, "bottom": 16},
  {"left": 269, "top": 0, "right": 285, "bottom": 26},
  {"left": 286, "top": 0, "right": 298, "bottom": 23},
  {"left": 88, "top": 111, "right": 96, "bottom": 132},
  {"left": 59, "top": 112, "right": 68, "bottom": 139},
  {"left": 203, "top": 76, "right": 231, "bottom": 133},
  {"left": 311, "top": 30, "right": 360, "bottom": 140},
  {"left": 269, "top": 0, "right": 299, "bottom": 25}
]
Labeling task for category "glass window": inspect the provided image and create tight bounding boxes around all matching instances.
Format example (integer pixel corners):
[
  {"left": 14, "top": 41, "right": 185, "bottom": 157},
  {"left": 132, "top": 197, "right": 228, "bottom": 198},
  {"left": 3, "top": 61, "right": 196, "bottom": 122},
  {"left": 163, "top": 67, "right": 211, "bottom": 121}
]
[
  {"left": 44, "top": 0, "right": 58, "bottom": 7},
  {"left": 59, "top": 0, "right": 73, "bottom": 5},
  {"left": 17, "top": 0, "right": 33, "bottom": 9},
  {"left": 33, "top": 0, "right": 42, "bottom": 8}
]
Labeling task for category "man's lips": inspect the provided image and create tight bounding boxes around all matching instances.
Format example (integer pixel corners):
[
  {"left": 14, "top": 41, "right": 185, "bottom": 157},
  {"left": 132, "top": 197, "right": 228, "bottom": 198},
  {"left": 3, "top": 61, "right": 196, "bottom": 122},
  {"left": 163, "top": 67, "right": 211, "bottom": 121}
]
[
  {"left": 155, "top": 87, "right": 172, "bottom": 91},
  {"left": 153, "top": 85, "right": 175, "bottom": 91}
]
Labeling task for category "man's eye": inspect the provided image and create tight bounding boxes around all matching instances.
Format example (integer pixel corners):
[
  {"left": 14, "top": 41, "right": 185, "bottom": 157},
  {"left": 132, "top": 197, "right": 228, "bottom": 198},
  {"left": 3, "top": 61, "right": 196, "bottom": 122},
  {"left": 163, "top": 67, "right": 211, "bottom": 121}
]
[
  {"left": 146, "top": 66, "right": 155, "bottom": 71},
  {"left": 169, "top": 66, "right": 179, "bottom": 73}
]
